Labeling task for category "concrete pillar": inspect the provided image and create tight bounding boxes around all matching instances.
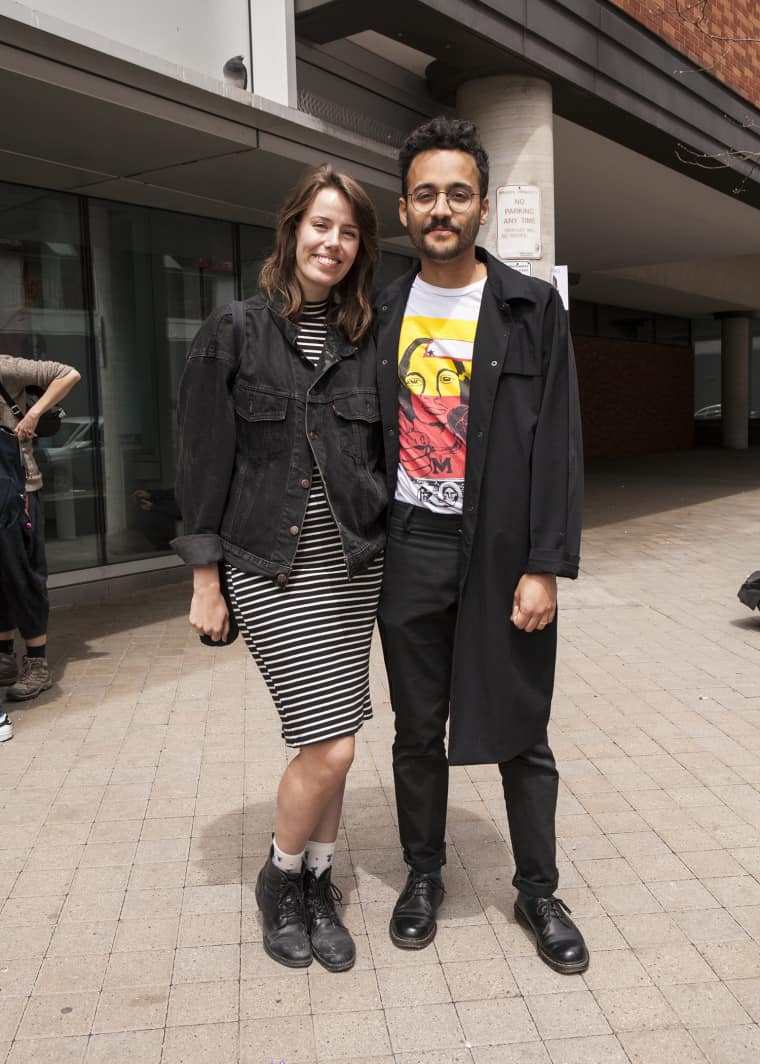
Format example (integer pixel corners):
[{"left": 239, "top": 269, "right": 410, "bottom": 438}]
[
  {"left": 717, "top": 313, "right": 751, "bottom": 449},
  {"left": 456, "top": 76, "right": 555, "bottom": 282},
  {"left": 250, "top": 0, "right": 297, "bottom": 109}
]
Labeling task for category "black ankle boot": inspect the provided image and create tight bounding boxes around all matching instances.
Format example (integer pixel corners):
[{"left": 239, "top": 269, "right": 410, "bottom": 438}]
[
  {"left": 255, "top": 851, "right": 312, "bottom": 968},
  {"left": 304, "top": 866, "right": 355, "bottom": 972},
  {"left": 514, "top": 894, "right": 589, "bottom": 974}
]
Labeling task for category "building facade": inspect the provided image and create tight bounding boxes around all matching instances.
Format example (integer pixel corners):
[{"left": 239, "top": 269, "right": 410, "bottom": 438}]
[{"left": 0, "top": 0, "right": 758, "bottom": 590}]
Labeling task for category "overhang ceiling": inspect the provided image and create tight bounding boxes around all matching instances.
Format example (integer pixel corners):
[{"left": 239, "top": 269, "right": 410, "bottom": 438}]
[
  {"left": 0, "top": 16, "right": 758, "bottom": 317},
  {"left": 553, "top": 117, "right": 760, "bottom": 315}
]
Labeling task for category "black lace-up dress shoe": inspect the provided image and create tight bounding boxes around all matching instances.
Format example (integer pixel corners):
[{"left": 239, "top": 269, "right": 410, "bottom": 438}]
[
  {"left": 304, "top": 867, "right": 355, "bottom": 972},
  {"left": 515, "top": 894, "right": 589, "bottom": 974},
  {"left": 255, "top": 851, "right": 312, "bottom": 968},
  {"left": 390, "top": 870, "right": 445, "bottom": 949}
]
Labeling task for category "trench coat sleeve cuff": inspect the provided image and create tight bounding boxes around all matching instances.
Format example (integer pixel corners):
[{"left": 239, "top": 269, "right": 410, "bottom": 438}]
[
  {"left": 170, "top": 533, "right": 224, "bottom": 567},
  {"left": 526, "top": 548, "right": 579, "bottom": 580}
]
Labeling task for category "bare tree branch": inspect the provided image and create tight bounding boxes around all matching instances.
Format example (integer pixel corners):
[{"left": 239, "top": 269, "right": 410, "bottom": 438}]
[{"left": 673, "top": 0, "right": 760, "bottom": 44}]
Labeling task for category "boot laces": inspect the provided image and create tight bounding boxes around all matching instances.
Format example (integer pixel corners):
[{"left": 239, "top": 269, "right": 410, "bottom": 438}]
[
  {"left": 276, "top": 876, "right": 306, "bottom": 926},
  {"left": 535, "top": 896, "right": 573, "bottom": 925},
  {"left": 310, "top": 875, "right": 344, "bottom": 924}
]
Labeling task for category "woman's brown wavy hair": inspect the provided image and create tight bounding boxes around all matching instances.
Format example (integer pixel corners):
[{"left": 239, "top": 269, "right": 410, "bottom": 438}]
[{"left": 259, "top": 164, "right": 379, "bottom": 343}]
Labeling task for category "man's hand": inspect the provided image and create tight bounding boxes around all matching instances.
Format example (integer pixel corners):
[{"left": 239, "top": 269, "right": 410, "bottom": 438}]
[{"left": 511, "top": 573, "right": 557, "bottom": 632}]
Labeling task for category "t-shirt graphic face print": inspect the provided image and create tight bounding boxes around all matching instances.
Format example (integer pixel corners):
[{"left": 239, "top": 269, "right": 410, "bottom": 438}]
[{"left": 395, "top": 275, "right": 486, "bottom": 514}]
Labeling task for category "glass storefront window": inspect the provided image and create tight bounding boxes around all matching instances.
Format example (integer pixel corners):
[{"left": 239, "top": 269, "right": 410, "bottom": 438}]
[
  {"left": 89, "top": 201, "right": 235, "bottom": 564},
  {"left": 0, "top": 182, "right": 416, "bottom": 580},
  {"left": 0, "top": 184, "right": 97, "bottom": 573},
  {"left": 240, "top": 224, "right": 274, "bottom": 297}
]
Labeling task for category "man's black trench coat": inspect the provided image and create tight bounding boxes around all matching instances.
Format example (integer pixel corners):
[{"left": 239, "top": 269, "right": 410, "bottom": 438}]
[{"left": 375, "top": 248, "right": 583, "bottom": 766}]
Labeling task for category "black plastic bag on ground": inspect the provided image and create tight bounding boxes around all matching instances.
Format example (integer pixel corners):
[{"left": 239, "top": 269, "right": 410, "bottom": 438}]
[{"left": 738, "top": 571, "right": 760, "bottom": 611}]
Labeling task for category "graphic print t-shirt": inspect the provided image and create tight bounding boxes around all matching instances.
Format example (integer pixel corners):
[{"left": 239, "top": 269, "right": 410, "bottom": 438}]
[{"left": 395, "top": 275, "right": 485, "bottom": 514}]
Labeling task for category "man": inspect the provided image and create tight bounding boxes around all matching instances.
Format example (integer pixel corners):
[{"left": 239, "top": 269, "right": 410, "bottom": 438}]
[
  {"left": 0, "top": 354, "right": 81, "bottom": 700},
  {"left": 375, "top": 116, "right": 587, "bottom": 974}
]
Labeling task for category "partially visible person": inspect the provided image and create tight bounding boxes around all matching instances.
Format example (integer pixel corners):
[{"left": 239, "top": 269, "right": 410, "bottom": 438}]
[
  {"left": 132, "top": 487, "right": 182, "bottom": 551},
  {"left": 0, "top": 354, "right": 81, "bottom": 700},
  {"left": 173, "top": 165, "right": 385, "bottom": 972},
  {"left": 132, "top": 487, "right": 181, "bottom": 519},
  {"left": 0, "top": 689, "right": 12, "bottom": 742}
]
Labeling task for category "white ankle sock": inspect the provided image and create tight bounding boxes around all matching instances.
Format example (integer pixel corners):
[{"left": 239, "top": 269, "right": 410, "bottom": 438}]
[
  {"left": 272, "top": 837, "right": 304, "bottom": 873},
  {"left": 304, "top": 838, "right": 336, "bottom": 878}
]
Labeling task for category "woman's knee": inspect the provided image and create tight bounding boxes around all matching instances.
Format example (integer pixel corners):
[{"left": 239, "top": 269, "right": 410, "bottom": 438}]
[{"left": 304, "top": 735, "right": 355, "bottom": 785}]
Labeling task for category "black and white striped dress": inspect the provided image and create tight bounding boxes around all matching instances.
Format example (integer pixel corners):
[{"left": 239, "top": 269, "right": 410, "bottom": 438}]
[{"left": 226, "top": 301, "right": 383, "bottom": 748}]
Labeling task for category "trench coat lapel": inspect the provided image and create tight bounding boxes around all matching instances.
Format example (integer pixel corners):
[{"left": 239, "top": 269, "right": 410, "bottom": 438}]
[{"left": 375, "top": 269, "right": 417, "bottom": 499}]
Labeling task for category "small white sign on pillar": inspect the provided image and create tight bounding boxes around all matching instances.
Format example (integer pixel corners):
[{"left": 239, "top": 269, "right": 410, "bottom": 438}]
[
  {"left": 496, "top": 185, "right": 542, "bottom": 261},
  {"left": 506, "top": 261, "right": 532, "bottom": 277},
  {"left": 551, "top": 265, "right": 570, "bottom": 310}
]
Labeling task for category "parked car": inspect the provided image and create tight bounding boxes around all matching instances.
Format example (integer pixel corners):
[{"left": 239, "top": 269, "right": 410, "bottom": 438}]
[
  {"left": 694, "top": 404, "right": 760, "bottom": 420},
  {"left": 35, "top": 416, "right": 102, "bottom": 497}
]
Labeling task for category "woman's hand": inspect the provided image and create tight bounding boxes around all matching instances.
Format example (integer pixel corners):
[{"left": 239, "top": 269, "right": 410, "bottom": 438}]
[
  {"left": 15, "top": 410, "right": 39, "bottom": 441},
  {"left": 189, "top": 565, "right": 229, "bottom": 642}
]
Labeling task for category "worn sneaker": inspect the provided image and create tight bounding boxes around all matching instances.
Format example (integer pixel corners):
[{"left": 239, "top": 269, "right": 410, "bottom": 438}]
[
  {"left": 6, "top": 656, "right": 52, "bottom": 701},
  {"left": 0, "top": 652, "right": 17, "bottom": 686},
  {"left": 0, "top": 713, "right": 13, "bottom": 742}
]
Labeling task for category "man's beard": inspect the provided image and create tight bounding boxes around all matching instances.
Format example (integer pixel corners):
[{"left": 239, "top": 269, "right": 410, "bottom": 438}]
[{"left": 413, "top": 213, "right": 481, "bottom": 261}]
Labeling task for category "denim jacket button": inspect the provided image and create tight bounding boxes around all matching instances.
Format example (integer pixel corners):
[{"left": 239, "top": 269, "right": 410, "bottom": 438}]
[
  {"left": 276, "top": 573, "right": 287, "bottom": 586},
  {"left": 300, "top": 479, "right": 310, "bottom": 489},
  {"left": 289, "top": 525, "right": 299, "bottom": 536}
]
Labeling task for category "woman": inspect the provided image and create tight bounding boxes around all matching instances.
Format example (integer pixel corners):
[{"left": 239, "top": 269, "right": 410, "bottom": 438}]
[{"left": 173, "top": 166, "right": 386, "bottom": 972}]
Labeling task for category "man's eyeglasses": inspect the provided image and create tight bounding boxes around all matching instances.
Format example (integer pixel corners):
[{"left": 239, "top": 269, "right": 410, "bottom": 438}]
[{"left": 407, "top": 188, "right": 481, "bottom": 213}]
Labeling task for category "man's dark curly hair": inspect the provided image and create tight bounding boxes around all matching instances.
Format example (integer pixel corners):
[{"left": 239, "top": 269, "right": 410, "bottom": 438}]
[{"left": 399, "top": 115, "right": 489, "bottom": 197}]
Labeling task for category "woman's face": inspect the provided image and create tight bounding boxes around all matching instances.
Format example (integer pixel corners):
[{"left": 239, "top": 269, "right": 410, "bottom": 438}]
[{"left": 294, "top": 187, "right": 360, "bottom": 301}]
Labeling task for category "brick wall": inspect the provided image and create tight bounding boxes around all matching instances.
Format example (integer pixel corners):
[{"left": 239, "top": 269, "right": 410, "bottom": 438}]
[
  {"left": 608, "top": 0, "right": 760, "bottom": 106},
  {"left": 573, "top": 335, "right": 695, "bottom": 458}
]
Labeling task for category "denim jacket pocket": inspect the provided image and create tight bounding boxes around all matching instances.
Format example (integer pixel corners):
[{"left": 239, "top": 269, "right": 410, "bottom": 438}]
[
  {"left": 234, "top": 385, "right": 289, "bottom": 422},
  {"left": 331, "top": 394, "right": 381, "bottom": 464},
  {"left": 234, "top": 386, "right": 289, "bottom": 467}
]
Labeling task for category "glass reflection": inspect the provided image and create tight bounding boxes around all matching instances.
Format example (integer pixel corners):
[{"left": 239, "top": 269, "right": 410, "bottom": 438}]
[
  {"left": 88, "top": 201, "right": 235, "bottom": 563},
  {"left": 0, "top": 184, "right": 96, "bottom": 572}
]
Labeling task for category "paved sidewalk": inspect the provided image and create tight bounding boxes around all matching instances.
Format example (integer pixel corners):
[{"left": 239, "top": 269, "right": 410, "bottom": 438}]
[{"left": 2, "top": 447, "right": 760, "bottom": 1064}]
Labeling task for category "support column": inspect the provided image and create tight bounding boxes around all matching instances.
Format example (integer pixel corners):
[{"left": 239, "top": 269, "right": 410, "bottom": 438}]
[
  {"left": 717, "top": 313, "right": 751, "bottom": 449},
  {"left": 250, "top": 0, "right": 297, "bottom": 108},
  {"left": 456, "top": 76, "right": 555, "bottom": 282}
]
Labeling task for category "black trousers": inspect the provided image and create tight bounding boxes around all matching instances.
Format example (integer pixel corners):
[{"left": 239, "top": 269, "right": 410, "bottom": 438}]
[
  {"left": 0, "top": 490, "right": 49, "bottom": 640},
  {"left": 378, "top": 501, "right": 559, "bottom": 897}
]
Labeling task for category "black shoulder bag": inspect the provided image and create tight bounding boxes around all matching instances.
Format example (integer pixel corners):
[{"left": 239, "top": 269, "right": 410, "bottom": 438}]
[{"left": 0, "top": 378, "right": 65, "bottom": 438}]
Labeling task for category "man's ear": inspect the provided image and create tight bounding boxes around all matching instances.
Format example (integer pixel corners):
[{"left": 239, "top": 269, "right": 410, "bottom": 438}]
[
  {"left": 480, "top": 196, "right": 489, "bottom": 227},
  {"left": 399, "top": 195, "right": 408, "bottom": 229}
]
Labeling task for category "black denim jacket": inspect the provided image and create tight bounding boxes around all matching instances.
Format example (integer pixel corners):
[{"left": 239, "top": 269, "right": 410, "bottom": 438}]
[{"left": 172, "top": 294, "right": 386, "bottom": 584}]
